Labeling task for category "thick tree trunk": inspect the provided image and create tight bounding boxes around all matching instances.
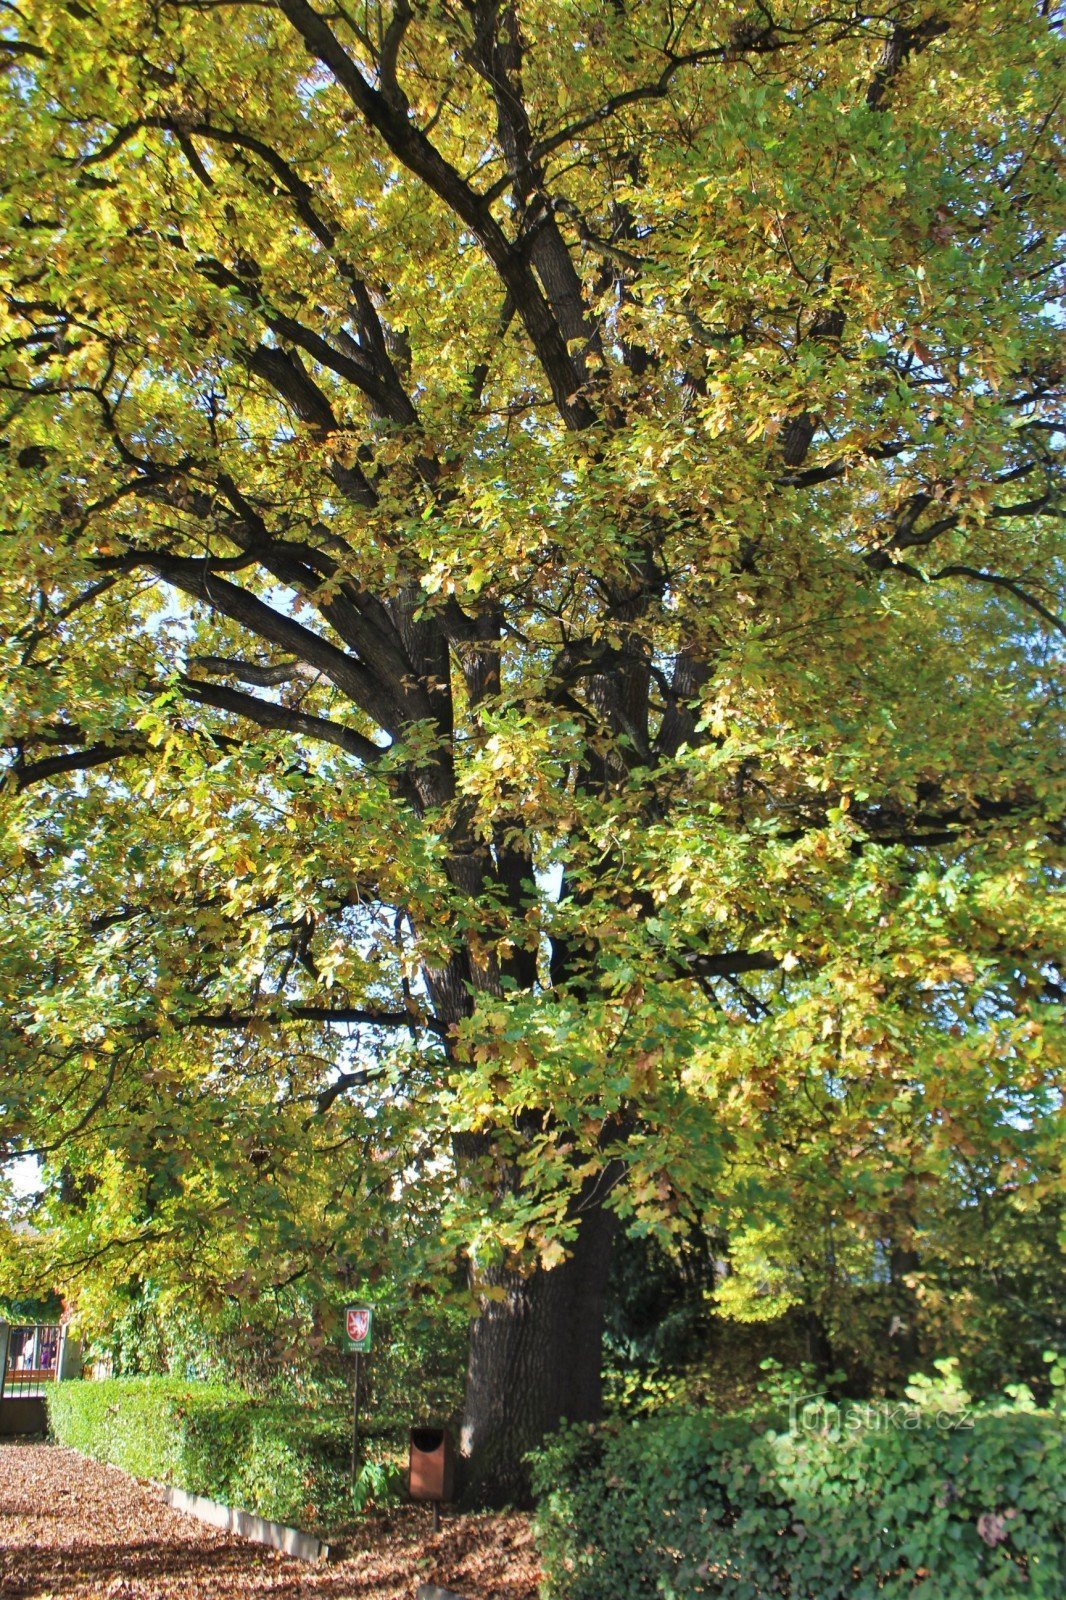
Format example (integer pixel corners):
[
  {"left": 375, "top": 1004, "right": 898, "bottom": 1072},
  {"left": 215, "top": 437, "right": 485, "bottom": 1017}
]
[{"left": 458, "top": 1185, "right": 618, "bottom": 1507}]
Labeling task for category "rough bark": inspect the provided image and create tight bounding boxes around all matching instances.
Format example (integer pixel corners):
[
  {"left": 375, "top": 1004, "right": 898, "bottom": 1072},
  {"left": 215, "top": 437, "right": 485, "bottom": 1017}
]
[{"left": 458, "top": 1178, "right": 619, "bottom": 1507}]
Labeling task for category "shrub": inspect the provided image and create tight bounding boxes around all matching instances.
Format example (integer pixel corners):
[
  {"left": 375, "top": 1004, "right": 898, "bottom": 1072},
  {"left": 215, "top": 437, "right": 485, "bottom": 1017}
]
[
  {"left": 46, "top": 1377, "right": 397, "bottom": 1535},
  {"left": 532, "top": 1368, "right": 1066, "bottom": 1600}
]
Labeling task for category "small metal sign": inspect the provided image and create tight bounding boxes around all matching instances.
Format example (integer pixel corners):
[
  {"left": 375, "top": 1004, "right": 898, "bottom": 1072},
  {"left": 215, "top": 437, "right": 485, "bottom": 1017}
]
[
  {"left": 343, "top": 1305, "right": 374, "bottom": 1480},
  {"left": 344, "top": 1305, "right": 373, "bottom": 1351}
]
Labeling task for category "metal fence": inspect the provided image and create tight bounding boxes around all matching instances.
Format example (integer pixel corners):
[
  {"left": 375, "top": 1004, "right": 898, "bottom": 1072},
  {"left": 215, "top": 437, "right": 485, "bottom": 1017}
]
[{"left": 0, "top": 1323, "right": 62, "bottom": 1398}]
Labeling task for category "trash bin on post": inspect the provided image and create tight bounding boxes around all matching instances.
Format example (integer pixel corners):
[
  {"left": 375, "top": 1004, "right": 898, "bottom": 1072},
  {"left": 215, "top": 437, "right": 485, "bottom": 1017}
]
[{"left": 409, "top": 1426, "right": 455, "bottom": 1527}]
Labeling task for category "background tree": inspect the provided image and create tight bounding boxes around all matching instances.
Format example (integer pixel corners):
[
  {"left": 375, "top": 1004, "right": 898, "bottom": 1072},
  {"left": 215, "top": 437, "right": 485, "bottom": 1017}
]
[
  {"left": 711, "top": 978, "right": 1065, "bottom": 1393},
  {"left": 1, "top": 0, "right": 1062, "bottom": 1501}
]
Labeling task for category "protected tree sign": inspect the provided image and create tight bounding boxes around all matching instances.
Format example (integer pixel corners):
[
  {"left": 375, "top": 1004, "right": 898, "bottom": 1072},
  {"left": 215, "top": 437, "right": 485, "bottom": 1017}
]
[{"left": 343, "top": 1306, "right": 373, "bottom": 1351}]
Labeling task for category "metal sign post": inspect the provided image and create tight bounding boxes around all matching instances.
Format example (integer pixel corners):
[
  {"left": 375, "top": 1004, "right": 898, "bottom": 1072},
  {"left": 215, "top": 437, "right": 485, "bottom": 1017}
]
[
  {"left": 351, "top": 1350, "right": 361, "bottom": 1482},
  {"left": 342, "top": 1306, "right": 373, "bottom": 1484}
]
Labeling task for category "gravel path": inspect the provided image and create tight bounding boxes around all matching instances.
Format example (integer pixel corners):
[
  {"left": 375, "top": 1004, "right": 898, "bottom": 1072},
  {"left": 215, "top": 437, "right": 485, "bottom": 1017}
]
[{"left": 0, "top": 1444, "right": 540, "bottom": 1600}]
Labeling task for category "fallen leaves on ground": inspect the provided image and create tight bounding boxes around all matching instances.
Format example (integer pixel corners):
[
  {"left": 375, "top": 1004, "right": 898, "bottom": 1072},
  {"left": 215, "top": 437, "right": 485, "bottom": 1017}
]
[{"left": 0, "top": 1445, "right": 540, "bottom": 1600}]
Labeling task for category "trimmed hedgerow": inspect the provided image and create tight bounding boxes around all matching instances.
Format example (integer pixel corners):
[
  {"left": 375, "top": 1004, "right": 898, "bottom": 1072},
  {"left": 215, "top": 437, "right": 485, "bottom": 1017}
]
[
  {"left": 45, "top": 1377, "right": 389, "bottom": 1535},
  {"left": 531, "top": 1391, "right": 1066, "bottom": 1600}
]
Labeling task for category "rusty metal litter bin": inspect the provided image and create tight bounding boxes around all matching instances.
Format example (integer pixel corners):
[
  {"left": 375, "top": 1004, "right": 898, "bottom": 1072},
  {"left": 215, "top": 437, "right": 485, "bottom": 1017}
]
[{"left": 409, "top": 1425, "right": 456, "bottom": 1505}]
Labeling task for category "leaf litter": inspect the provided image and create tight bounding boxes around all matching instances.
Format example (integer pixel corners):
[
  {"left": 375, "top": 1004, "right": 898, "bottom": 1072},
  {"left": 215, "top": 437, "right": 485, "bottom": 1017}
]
[{"left": 0, "top": 1445, "right": 539, "bottom": 1600}]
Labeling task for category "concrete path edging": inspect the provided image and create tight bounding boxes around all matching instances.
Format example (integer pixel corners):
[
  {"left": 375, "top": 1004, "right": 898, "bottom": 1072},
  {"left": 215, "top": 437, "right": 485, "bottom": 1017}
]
[{"left": 163, "top": 1484, "right": 331, "bottom": 1562}]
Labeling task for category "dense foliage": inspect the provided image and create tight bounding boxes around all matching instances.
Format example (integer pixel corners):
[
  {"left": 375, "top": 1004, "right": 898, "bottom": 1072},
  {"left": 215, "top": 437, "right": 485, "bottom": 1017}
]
[
  {"left": 1, "top": 0, "right": 1062, "bottom": 1493},
  {"left": 89, "top": 1284, "right": 468, "bottom": 1426},
  {"left": 532, "top": 1363, "right": 1066, "bottom": 1600},
  {"left": 45, "top": 1376, "right": 389, "bottom": 1534}
]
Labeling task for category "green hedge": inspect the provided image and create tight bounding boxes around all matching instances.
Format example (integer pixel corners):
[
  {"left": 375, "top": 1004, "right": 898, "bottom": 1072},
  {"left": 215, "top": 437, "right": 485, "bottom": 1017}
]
[
  {"left": 532, "top": 1397, "right": 1066, "bottom": 1599},
  {"left": 46, "top": 1377, "right": 387, "bottom": 1535}
]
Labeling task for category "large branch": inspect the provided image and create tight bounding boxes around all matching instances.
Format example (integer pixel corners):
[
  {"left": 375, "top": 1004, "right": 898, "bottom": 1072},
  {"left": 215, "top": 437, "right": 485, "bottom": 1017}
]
[
  {"left": 277, "top": 0, "right": 595, "bottom": 428},
  {"left": 187, "top": 655, "right": 301, "bottom": 688},
  {"left": 180, "top": 675, "right": 386, "bottom": 761},
  {"left": 243, "top": 344, "right": 377, "bottom": 507},
  {"left": 134, "top": 552, "right": 406, "bottom": 732},
  {"left": 198, "top": 254, "right": 405, "bottom": 418},
  {"left": 689, "top": 950, "right": 781, "bottom": 980},
  {"left": 2, "top": 712, "right": 241, "bottom": 793},
  {"left": 866, "top": 16, "right": 951, "bottom": 111},
  {"left": 5, "top": 737, "right": 147, "bottom": 792},
  {"left": 469, "top": 3, "right": 599, "bottom": 370},
  {"left": 89, "top": 116, "right": 442, "bottom": 442},
  {"left": 184, "top": 1003, "right": 443, "bottom": 1035}
]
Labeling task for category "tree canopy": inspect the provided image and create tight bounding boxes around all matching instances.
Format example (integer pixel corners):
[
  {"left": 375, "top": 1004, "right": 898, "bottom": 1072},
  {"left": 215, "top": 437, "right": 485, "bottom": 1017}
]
[{"left": 0, "top": 0, "right": 1063, "bottom": 1495}]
